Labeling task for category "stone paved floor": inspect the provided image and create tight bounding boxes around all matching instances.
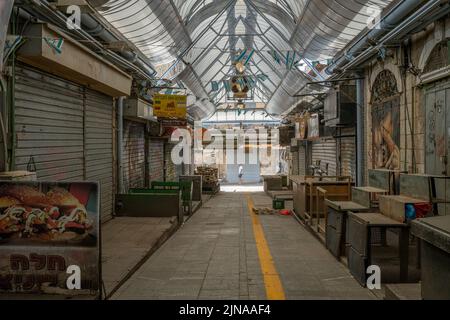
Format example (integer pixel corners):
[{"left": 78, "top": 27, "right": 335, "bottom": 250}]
[
  {"left": 111, "top": 192, "right": 377, "bottom": 300},
  {"left": 102, "top": 217, "right": 175, "bottom": 297}
]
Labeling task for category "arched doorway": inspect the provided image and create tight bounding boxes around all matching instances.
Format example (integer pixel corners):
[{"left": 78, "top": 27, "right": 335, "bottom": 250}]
[{"left": 371, "top": 70, "right": 401, "bottom": 170}]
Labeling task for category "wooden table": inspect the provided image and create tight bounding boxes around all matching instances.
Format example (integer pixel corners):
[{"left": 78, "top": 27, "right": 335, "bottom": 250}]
[
  {"left": 325, "top": 200, "right": 370, "bottom": 258},
  {"left": 347, "top": 212, "right": 410, "bottom": 286},
  {"left": 268, "top": 190, "right": 294, "bottom": 201},
  {"left": 352, "top": 186, "right": 388, "bottom": 208},
  {"left": 262, "top": 175, "right": 283, "bottom": 193},
  {"left": 290, "top": 176, "right": 353, "bottom": 225}
]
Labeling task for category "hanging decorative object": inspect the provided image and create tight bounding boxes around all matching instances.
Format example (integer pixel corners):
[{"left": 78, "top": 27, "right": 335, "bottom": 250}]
[
  {"left": 247, "top": 76, "right": 256, "bottom": 89},
  {"left": 210, "top": 74, "right": 268, "bottom": 92},
  {"left": 270, "top": 49, "right": 281, "bottom": 64},
  {"left": 244, "top": 49, "right": 255, "bottom": 66},
  {"left": 268, "top": 50, "right": 301, "bottom": 70},
  {"left": 231, "top": 75, "right": 249, "bottom": 99},
  {"left": 234, "top": 48, "right": 254, "bottom": 66},
  {"left": 256, "top": 74, "right": 269, "bottom": 82},
  {"left": 211, "top": 81, "right": 220, "bottom": 92},
  {"left": 44, "top": 37, "right": 64, "bottom": 54},
  {"left": 223, "top": 80, "right": 231, "bottom": 92},
  {"left": 234, "top": 49, "right": 248, "bottom": 63}
]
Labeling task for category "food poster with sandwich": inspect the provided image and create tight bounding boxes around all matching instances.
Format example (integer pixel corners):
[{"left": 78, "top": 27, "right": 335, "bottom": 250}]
[{"left": 0, "top": 182, "right": 100, "bottom": 298}]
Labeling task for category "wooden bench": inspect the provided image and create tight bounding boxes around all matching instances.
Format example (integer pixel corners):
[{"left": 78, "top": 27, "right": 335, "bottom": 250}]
[
  {"left": 115, "top": 192, "right": 183, "bottom": 224},
  {"left": 150, "top": 181, "right": 194, "bottom": 215}
]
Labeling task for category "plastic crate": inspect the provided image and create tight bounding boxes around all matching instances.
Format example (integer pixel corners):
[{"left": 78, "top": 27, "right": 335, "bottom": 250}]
[{"left": 273, "top": 199, "right": 285, "bottom": 210}]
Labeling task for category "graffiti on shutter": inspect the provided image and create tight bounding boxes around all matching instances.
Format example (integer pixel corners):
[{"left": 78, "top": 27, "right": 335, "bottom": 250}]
[
  {"left": 339, "top": 128, "right": 356, "bottom": 180},
  {"left": 149, "top": 139, "right": 164, "bottom": 182},
  {"left": 123, "top": 121, "right": 145, "bottom": 192},
  {"left": 164, "top": 143, "right": 177, "bottom": 182}
]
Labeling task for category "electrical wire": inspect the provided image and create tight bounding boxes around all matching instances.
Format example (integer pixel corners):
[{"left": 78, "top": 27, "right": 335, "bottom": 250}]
[{"left": 0, "top": 79, "right": 9, "bottom": 171}]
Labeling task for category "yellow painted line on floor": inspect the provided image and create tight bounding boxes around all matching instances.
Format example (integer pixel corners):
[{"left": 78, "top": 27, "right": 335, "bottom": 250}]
[{"left": 246, "top": 195, "right": 286, "bottom": 300}]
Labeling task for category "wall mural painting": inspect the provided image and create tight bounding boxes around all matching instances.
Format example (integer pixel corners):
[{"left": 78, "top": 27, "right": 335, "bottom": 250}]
[{"left": 371, "top": 70, "right": 401, "bottom": 170}]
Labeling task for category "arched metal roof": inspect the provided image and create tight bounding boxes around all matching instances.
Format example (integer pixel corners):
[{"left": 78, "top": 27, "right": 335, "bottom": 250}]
[{"left": 93, "top": 0, "right": 394, "bottom": 118}]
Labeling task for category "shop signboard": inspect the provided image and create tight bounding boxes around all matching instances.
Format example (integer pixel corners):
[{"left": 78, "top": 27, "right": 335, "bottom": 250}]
[
  {"left": 161, "top": 119, "right": 188, "bottom": 127},
  {"left": 153, "top": 94, "right": 187, "bottom": 119},
  {"left": 0, "top": 182, "right": 100, "bottom": 298},
  {"left": 0, "top": 0, "right": 14, "bottom": 73}
]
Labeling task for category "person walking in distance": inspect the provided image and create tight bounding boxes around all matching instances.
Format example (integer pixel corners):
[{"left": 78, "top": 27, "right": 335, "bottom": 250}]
[{"left": 238, "top": 165, "right": 244, "bottom": 185}]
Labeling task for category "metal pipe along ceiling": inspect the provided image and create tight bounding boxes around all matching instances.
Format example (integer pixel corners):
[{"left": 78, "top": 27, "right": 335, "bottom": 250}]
[{"left": 93, "top": 0, "right": 397, "bottom": 117}]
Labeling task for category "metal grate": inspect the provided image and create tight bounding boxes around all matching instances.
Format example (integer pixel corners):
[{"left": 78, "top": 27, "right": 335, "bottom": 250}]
[{"left": 423, "top": 41, "right": 449, "bottom": 74}]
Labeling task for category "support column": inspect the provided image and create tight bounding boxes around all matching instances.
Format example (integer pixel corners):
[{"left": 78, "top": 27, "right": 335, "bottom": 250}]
[
  {"left": 117, "top": 96, "right": 125, "bottom": 194},
  {"left": 356, "top": 77, "right": 364, "bottom": 187}
]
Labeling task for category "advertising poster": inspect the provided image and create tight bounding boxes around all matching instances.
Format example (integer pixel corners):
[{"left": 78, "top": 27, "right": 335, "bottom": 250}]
[
  {"left": 153, "top": 94, "right": 187, "bottom": 119},
  {"left": 0, "top": 182, "right": 100, "bottom": 298},
  {"left": 308, "top": 114, "right": 320, "bottom": 140}
]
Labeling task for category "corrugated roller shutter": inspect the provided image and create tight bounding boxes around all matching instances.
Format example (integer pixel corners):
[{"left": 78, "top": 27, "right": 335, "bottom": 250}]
[
  {"left": 123, "top": 121, "right": 146, "bottom": 192},
  {"left": 15, "top": 66, "right": 85, "bottom": 181},
  {"left": 15, "top": 66, "right": 115, "bottom": 223},
  {"left": 312, "top": 138, "right": 337, "bottom": 176},
  {"left": 84, "top": 89, "right": 114, "bottom": 223},
  {"left": 339, "top": 128, "right": 356, "bottom": 180},
  {"left": 291, "top": 148, "right": 299, "bottom": 176},
  {"left": 164, "top": 143, "right": 177, "bottom": 182},
  {"left": 298, "top": 145, "right": 306, "bottom": 176},
  {"left": 149, "top": 139, "right": 164, "bottom": 182}
]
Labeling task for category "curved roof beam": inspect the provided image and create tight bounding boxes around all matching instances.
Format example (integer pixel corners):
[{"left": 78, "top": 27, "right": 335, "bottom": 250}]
[{"left": 186, "top": 0, "right": 296, "bottom": 35}]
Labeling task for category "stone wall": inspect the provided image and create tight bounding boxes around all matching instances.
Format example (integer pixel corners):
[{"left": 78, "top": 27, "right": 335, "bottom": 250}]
[{"left": 363, "top": 16, "right": 450, "bottom": 183}]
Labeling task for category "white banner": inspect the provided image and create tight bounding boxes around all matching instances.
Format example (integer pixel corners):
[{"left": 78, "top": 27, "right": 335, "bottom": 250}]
[{"left": 0, "top": 0, "right": 14, "bottom": 73}]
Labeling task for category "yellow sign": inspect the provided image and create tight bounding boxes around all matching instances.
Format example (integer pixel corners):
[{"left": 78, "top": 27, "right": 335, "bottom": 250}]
[{"left": 153, "top": 94, "right": 187, "bottom": 119}]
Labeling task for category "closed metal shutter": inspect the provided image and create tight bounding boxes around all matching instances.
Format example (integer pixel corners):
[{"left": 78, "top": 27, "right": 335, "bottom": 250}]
[
  {"left": 149, "top": 139, "right": 164, "bottom": 182},
  {"left": 84, "top": 89, "right": 114, "bottom": 223},
  {"left": 312, "top": 138, "right": 337, "bottom": 176},
  {"left": 298, "top": 145, "right": 307, "bottom": 176},
  {"left": 15, "top": 66, "right": 85, "bottom": 181},
  {"left": 291, "top": 148, "right": 299, "bottom": 176},
  {"left": 339, "top": 128, "right": 356, "bottom": 180},
  {"left": 164, "top": 143, "right": 177, "bottom": 182},
  {"left": 123, "top": 120, "right": 146, "bottom": 192},
  {"left": 15, "top": 66, "right": 115, "bottom": 222}
]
